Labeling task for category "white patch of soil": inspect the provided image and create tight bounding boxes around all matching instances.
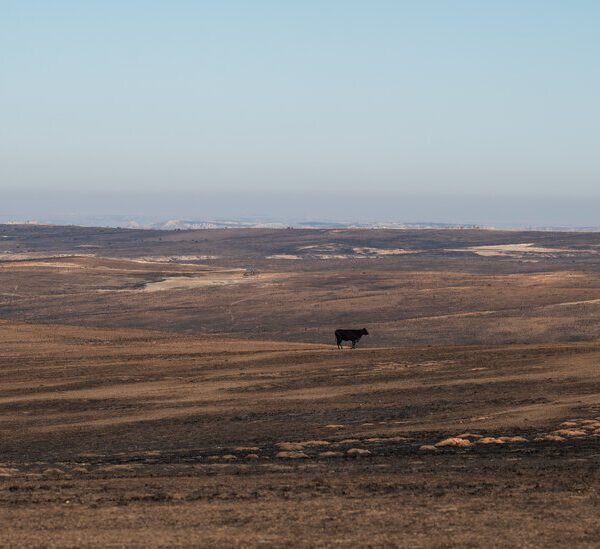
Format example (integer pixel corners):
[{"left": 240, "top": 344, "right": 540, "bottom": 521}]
[
  {"left": 266, "top": 254, "right": 302, "bottom": 260},
  {"left": 448, "top": 243, "right": 593, "bottom": 257},
  {"left": 142, "top": 272, "right": 251, "bottom": 291},
  {"left": 352, "top": 247, "right": 415, "bottom": 256}
]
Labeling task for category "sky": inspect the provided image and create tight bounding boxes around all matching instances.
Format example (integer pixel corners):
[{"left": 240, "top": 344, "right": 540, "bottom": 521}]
[{"left": 1, "top": 1, "right": 600, "bottom": 225}]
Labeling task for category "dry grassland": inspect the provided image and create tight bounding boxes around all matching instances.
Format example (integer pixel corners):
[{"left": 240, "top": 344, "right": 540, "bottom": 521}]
[{"left": 1, "top": 226, "right": 600, "bottom": 547}]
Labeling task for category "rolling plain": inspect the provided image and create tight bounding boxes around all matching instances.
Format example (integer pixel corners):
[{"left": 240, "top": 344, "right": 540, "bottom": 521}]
[{"left": 1, "top": 225, "right": 600, "bottom": 547}]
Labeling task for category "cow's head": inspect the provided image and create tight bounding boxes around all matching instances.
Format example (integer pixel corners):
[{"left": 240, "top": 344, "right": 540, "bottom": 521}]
[{"left": 362, "top": 328, "right": 369, "bottom": 335}]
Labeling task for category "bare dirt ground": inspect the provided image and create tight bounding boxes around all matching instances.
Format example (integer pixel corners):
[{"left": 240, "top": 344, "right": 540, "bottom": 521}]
[{"left": 1, "top": 226, "right": 600, "bottom": 547}]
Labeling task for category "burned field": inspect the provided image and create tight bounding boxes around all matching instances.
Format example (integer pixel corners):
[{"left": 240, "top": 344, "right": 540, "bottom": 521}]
[
  {"left": 1, "top": 225, "right": 600, "bottom": 546},
  {"left": 4, "top": 226, "right": 600, "bottom": 347}
]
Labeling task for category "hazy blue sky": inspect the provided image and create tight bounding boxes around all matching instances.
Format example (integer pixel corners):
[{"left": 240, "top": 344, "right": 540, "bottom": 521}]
[{"left": 1, "top": 1, "right": 600, "bottom": 223}]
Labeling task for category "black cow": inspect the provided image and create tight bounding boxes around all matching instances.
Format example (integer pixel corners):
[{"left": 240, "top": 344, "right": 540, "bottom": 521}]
[{"left": 335, "top": 328, "right": 369, "bottom": 349}]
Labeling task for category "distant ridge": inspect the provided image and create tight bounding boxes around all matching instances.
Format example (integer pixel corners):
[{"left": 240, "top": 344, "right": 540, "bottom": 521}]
[{"left": 3, "top": 217, "right": 600, "bottom": 232}]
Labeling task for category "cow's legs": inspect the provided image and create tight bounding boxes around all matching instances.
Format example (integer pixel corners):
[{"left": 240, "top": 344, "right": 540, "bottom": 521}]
[{"left": 351, "top": 340, "right": 356, "bottom": 349}]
